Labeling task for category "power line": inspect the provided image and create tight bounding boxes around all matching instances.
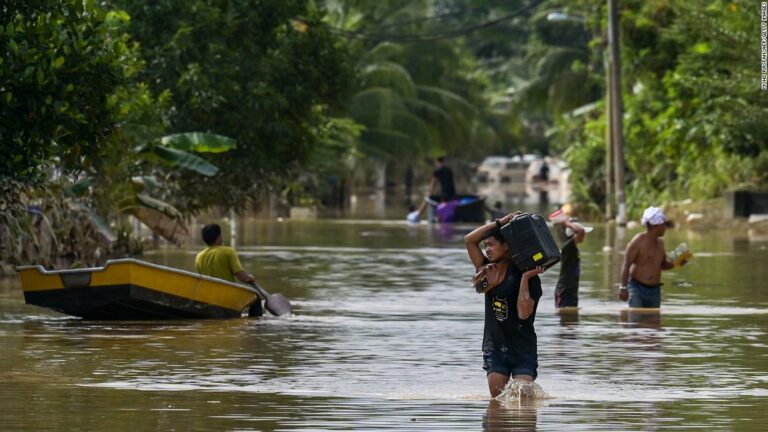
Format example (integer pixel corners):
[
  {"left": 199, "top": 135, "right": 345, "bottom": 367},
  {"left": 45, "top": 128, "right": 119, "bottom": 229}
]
[
  {"left": 327, "top": 1, "right": 542, "bottom": 43},
  {"left": 363, "top": 0, "right": 527, "bottom": 32}
]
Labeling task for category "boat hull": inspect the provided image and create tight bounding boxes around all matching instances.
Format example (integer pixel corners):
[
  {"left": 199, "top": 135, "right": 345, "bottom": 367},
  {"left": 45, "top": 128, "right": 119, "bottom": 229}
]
[
  {"left": 427, "top": 194, "right": 486, "bottom": 223},
  {"left": 17, "top": 259, "right": 261, "bottom": 320}
]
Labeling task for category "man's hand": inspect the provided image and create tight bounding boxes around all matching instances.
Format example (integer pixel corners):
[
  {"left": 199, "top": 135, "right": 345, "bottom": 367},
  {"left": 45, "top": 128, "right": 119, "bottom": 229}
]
[
  {"left": 235, "top": 271, "right": 256, "bottom": 284},
  {"left": 618, "top": 285, "right": 629, "bottom": 301},
  {"left": 522, "top": 265, "right": 544, "bottom": 280},
  {"left": 498, "top": 211, "right": 523, "bottom": 226}
]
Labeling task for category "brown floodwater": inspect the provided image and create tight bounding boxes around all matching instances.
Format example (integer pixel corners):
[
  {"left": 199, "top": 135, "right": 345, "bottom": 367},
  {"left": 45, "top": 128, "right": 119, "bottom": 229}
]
[{"left": 1, "top": 218, "right": 767, "bottom": 431}]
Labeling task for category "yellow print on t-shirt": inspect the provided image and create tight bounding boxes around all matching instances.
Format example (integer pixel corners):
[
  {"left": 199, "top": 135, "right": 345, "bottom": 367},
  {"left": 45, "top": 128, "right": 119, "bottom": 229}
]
[{"left": 492, "top": 296, "right": 508, "bottom": 321}]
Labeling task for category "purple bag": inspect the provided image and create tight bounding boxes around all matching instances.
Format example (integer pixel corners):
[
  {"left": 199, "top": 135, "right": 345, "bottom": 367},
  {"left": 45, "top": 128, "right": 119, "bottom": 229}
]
[{"left": 436, "top": 200, "right": 460, "bottom": 222}]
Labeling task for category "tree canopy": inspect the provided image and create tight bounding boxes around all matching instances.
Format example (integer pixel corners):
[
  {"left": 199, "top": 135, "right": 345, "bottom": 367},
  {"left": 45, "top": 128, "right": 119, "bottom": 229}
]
[{"left": 3, "top": 0, "right": 767, "bottom": 261}]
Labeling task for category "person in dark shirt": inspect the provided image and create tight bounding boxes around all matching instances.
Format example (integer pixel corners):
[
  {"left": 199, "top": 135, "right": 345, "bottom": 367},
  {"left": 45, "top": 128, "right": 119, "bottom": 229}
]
[
  {"left": 549, "top": 209, "right": 588, "bottom": 308},
  {"left": 464, "top": 211, "right": 545, "bottom": 398},
  {"left": 430, "top": 157, "right": 456, "bottom": 201},
  {"left": 538, "top": 160, "right": 550, "bottom": 182}
]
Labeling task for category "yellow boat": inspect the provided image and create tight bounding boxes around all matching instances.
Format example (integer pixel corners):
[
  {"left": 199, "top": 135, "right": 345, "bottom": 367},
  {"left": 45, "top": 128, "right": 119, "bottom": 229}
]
[{"left": 17, "top": 259, "right": 262, "bottom": 319}]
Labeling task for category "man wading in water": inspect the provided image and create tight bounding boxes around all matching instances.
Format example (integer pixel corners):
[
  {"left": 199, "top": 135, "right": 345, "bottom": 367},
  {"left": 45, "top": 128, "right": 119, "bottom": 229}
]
[
  {"left": 465, "top": 212, "right": 545, "bottom": 398},
  {"left": 549, "top": 207, "right": 592, "bottom": 309},
  {"left": 618, "top": 206, "right": 688, "bottom": 307}
]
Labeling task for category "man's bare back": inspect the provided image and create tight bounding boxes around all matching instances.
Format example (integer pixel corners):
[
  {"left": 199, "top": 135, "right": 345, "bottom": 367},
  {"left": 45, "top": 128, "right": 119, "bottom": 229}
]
[{"left": 622, "top": 232, "right": 672, "bottom": 286}]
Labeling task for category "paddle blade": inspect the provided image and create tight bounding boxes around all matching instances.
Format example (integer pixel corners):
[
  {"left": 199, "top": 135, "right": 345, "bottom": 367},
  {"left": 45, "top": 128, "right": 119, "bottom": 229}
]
[{"left": 265, "top": 293, "right": 292, "bottom": 316}]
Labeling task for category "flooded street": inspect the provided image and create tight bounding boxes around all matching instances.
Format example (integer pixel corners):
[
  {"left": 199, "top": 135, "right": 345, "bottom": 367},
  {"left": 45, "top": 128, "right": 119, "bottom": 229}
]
[{"left": 2, "top": 219, "right": 768, "bottom": 431}]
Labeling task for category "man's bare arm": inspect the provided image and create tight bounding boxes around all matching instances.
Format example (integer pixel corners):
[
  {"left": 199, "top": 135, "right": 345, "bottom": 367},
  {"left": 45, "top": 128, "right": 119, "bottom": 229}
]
[
  {"left": 620, "top": 235, "right": 640, "bottom": 286},
  {"left": 564, "top": 220, "right": 586, "bottom": 243},
  {"left": 659, "top": 239, "right": 674, "bottom": 270},
  {"left": 235, "top": 271, "right": 255, "bottom": 284},
  {"left": 464, "top": 211, "right": 521, "bottom": 269},
  {"left": 464, "top": 221, "right": 495, "bottom": 269}
]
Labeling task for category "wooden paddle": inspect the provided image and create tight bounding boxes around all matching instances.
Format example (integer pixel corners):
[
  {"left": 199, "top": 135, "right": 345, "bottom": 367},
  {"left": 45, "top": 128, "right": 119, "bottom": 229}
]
[{"left": 249, "top": 281, "right": 292, "bottom": 316}]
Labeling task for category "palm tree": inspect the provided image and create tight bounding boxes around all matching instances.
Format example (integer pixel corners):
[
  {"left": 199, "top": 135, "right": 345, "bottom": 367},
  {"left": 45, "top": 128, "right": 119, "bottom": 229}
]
[{"left": 325, "top": 1, "right": 499, "bottom": 194}]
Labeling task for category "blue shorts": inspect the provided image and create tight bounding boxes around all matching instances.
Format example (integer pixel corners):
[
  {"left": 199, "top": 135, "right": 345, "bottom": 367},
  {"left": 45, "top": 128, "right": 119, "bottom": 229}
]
[
  {"left": 482, "top": 350, "right": 538, "bottom": 378},
  {"left": 628, "top": 279, "right": 661, "bottom": 308}
]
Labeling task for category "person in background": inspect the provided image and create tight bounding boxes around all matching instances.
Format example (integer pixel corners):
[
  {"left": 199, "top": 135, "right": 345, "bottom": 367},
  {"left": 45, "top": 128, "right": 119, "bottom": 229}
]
[
  {"left": 406, "top": 202, "right": 428, "bottom": 223},
  {"left": 538, "top": 160, "right": 550, "bottom": 183},
  {"left": 464, "top": 211, "right": 546, "bottom": 398},
  {"left": 196, "top": 224, "right": 262, "bottom": 315},
  {"left": 549, "top": 208, "right": 592, "bottom": 308},
  {"left": 488, "top": 201, "right": 506, "bottom": 221},
  {"left": 618, "top": 206, "right": 687, "bottom": 307},
  {"left": 430, "top": 156, "right": 456, "bottom": 201}
]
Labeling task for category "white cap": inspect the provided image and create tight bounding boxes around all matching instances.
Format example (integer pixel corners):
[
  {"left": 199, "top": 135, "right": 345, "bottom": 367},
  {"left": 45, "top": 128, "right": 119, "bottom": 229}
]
[{"left": 641, "top": 206, "right": 666, "bottom": 226}]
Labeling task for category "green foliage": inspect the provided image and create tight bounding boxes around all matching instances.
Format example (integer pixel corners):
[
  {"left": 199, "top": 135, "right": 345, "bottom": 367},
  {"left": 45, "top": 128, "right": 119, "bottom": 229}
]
[
  {"left": 148, "top": 145, "right": 220, "bottom": 177},
  {"left": 551, "top": 0, "right": 767, "bottom": 216},
  {"left": 112, "top": 0, "right": 352, "bottom": 212},
  {"left": 283, "top": 116, "right": 364, "bottom": 205},
  {"left": 0, "top": 0, "right": 132, "bottom": 183},
  {"left": 160, "top": 133, "right": 236, "bottom": 154},
  {"left": 327, "top": 0, "right": 503, "bottom": 167}
]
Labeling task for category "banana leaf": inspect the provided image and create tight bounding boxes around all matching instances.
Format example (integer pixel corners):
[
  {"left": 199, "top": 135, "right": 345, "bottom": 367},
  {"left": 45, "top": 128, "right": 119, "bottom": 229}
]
[
  {"left": 63, "top": 178, "right": 96, "bottom": 197},
  {"left": 134, "top": 193, "right": 184, "bottom": 220},
  {"left": 66, "top": 201, "right": 116, "bottom": 243},
  {"left": 131, "top": 176, "right": 163, "bottom": 193},
  {"left": 151, "top": 146, "right": 219, "bottom": 177},
  {"left": 160, "top": 132, "right": 236, "bottom": 153},
  {"left": 131, "top": 207, "right": 190, "bottom": 246}
]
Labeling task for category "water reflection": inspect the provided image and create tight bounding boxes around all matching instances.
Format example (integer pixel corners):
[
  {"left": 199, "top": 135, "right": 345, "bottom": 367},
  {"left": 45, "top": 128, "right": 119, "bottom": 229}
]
[
  {"left": 483, "top": 399, "right": 540, "bottom": 432},
  {"left": 620, "top": 308, "right": 662, "bottom": 329},
  {"left": 557, "top": 308, "right": 580, "bottom": 327}
]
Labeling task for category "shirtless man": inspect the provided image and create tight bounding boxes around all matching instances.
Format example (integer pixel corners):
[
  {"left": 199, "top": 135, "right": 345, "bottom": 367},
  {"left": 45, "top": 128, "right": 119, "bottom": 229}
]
[{"left": 618, "top": 206, "right": 687, "bottom": 308}]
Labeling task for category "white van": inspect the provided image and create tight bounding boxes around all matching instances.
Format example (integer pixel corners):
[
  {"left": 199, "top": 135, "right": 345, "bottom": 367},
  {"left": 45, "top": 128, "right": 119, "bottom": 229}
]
[
  {"left": 473, "top": 155, "right": 536, "bottom": 201},
  {"left": 474, "top": 155, "right": 570, "bottom": 205}
]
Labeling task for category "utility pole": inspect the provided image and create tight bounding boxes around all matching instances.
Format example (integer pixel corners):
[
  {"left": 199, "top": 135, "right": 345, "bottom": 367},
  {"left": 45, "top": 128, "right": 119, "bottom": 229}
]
[
  {"left": 608, "top": 0, "right": 627, "bottom": 226},
  {"left": 605, "top": 54, "right": 614, "bottom": 221},
  {"left": 230, "top": 208, "right": 237, "bottom": 249}
]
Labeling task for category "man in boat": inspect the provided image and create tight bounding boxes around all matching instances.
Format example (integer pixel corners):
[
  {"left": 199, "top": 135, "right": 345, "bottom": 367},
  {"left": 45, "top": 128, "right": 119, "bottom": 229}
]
[
  {"left": 618, "top": 206, "right": 688, "bottom": 307},
  {"left": 549, "top": 207, "right": 592, "bottom": 309},
  {"left": 196, "top": 224, "right": 262, "bottom": 315},
  {"left": 430, "top": 156, "right": 456, "bottom": 201}
]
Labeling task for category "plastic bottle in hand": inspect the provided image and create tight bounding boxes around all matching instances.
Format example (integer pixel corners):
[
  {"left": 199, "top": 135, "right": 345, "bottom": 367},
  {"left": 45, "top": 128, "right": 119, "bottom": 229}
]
[{"left": 668, "top": 243, "right": 693, "bottom": 268}]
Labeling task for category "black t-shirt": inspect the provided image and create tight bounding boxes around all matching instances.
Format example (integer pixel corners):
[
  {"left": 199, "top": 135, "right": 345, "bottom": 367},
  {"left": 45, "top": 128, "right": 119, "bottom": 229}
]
[
  {"left": 433, "top": 166, "right": 456, "bottom": 198},
  {"left": 539, "top": 163, "right": 550, "bottom": 181},
  {"left": 556, "top": 233, "right": 580, "bottom": 294},
  {"left": 481, "top": 260, "right": 543, "bottom": 355}
]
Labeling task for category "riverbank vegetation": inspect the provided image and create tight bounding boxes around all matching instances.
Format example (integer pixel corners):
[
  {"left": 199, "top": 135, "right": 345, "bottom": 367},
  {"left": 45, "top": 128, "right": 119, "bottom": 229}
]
[{"left": 2, "top": 0, "right": 766, "bottom": 270}]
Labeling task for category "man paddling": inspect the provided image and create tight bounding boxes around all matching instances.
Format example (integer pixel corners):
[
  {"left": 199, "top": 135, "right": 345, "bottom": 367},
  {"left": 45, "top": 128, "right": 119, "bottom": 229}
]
[
  {"left": 430, "top": 156, "right": 456, "bottom": 201},
  {"left": 196, "top": 224, "right": 262, "bottom": 315},
  {"left": 618, "top": 206, "right": 688, "bottom": 307}
]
